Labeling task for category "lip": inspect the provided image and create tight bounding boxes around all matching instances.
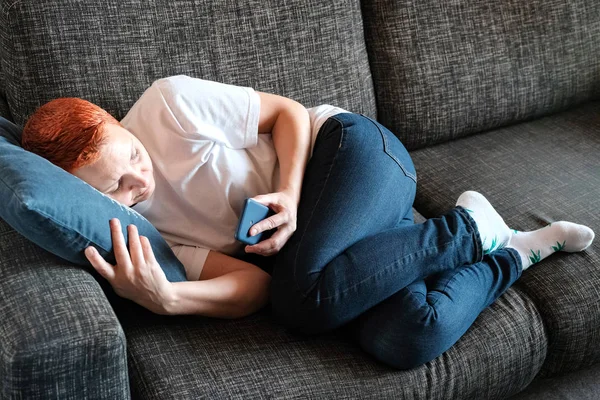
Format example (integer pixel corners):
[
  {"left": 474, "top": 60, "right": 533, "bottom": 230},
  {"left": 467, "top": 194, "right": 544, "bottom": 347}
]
[{"left": 136, "top": 187, "right": 149, "bottom": 202}]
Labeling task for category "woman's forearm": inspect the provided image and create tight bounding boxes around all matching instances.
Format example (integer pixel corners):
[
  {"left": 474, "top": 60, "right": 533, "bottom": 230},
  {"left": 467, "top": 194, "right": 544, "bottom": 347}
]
[
  {"left": 270, "top": 102, "right": 312, "bottom": 204},
  {"left": 164, "top": 268, "right": 271, "bottom": 318}
]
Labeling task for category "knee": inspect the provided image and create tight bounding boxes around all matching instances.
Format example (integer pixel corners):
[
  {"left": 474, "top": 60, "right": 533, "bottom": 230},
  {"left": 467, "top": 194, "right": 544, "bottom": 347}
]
[
  {"left": 359, "top": 315, "right": 459, "bottom": 370},
  {"left": 363, "top": 334, "right": 440, "bottom": 370}
]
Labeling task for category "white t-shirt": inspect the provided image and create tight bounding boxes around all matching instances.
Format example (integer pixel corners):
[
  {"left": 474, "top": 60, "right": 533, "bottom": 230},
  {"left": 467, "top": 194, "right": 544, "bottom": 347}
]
[{"left": 121, "top": 75, "right": 348, "bottom": 280}]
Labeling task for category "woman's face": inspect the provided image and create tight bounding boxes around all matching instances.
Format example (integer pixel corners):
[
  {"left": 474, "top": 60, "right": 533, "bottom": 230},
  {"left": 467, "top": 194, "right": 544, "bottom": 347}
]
[{"left": 73, "top": 123, "right": 155, "bottom": 207}]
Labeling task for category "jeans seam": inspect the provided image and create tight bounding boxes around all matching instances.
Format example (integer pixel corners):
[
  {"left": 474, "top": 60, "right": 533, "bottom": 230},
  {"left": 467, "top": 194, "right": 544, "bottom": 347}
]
[
  {"left": 359, "top": 114, "right": 417, "bottom": 183},
  {"left": 426, "top": 247, "right": 522, "bottom": 307},
  {"left": 456, "top": 206, "right": 483, "bottom": 263},
  {"left": 314, "top": 233, "right": 474, "bottom": 302},
  {"left": 292, "top": 118, "right": 344, "bottom": 298},
  {"left": 505, "top": 247, "right": 524, "bottom": 277}
]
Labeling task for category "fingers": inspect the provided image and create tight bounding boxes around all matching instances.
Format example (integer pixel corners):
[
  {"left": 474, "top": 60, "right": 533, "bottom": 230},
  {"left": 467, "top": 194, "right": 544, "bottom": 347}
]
[
  {"left": 85, "top": 246, "right": 116, "bottom": 281},
  {"left": 245, "top": 192, "right": 298, "bottom": 256},
  {"left": 140, "top": 235, "right": 158, "bottom": 265},
  {"left": 249, "top": 192, "right": 299, "bottom": 237},
  {"left": 250, "top": 211, "right": 288, "bottom": 237},
  {"left": 110, "top": 218, "right": 131, "bottom": 269},
  {"left": 127, "top": 224, "right": 145, "bottom": 266},
  {"left": 246, "top": 228, "right": 289, "bottom": 256}
]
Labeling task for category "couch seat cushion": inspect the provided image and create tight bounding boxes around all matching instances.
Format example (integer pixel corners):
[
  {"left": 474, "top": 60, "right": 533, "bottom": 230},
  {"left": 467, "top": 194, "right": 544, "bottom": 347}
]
[
  {"left": 410, "top": 101, "right": 600, "bottom": 376},
  {"left": 118, "top": 286, "right": 545, "bottom": 400}
]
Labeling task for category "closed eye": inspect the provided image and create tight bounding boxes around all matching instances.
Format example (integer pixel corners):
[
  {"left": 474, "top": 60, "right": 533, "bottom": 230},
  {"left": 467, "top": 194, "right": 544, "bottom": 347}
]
[{"left": 109, "top": 179, "right": 122, "bottom": 194}]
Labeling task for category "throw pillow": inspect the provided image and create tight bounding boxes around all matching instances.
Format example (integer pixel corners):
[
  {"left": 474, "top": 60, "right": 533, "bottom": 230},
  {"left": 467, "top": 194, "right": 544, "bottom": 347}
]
[{"left": 0, "top": 117, "right": 187, "bottom": 282}]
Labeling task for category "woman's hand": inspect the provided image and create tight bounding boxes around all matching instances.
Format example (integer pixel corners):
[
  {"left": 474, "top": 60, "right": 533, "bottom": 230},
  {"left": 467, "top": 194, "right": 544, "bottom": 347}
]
[
  {"left": 245, "top": 189, "right": 299, "bottom": 256},
  {"left": 84, "top": 218, "right": 175, "bottom": 315}
]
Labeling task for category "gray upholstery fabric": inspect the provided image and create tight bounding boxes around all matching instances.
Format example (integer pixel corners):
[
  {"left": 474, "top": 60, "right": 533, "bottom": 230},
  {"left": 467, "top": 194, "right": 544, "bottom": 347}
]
[
  {"left": 0, "top": 62, "right": 10, "bottom": 121},
  {"left": 0, "top": 0, "right": 376, "bottom": 127},
  {"left": 0, "top": 219, "right": 129, "bottom": 399},
  {"left": 1, "top": 0, "right": 597, "bottom": 397},
  {"left": 0, "top": 93, "right": 9, "bottom": 121},
  {"left": 121, "top": 287, "right": 546, "bottom": 400},
  {"left": 410, "top": 102, "right": 600, "bottom": 377},
  {"left": 362, "top": 0, "right": 600, "bottom": 150},
  {"left": 510, "top": 361, "right": 600, "bottom": 400},
  {"left": 413, "top": 207, "right": 426, "bottom": 224}
]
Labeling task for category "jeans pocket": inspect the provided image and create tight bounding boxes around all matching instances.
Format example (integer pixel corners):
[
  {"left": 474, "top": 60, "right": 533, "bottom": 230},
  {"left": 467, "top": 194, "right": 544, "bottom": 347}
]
[{"left": 360, "top": 114, "right": 417, "bottom": 183}]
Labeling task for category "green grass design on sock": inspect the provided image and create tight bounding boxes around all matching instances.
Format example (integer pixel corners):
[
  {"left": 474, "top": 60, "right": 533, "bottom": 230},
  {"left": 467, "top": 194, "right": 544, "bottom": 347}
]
[
  {"left": 483, "top": 235, "right": 499, "bottom": 255},
  {"left": 464, "top": 208, "right": 474, "bottom": 213},
  {"left": 513, "top": 229, "right": 519, "bottom": 234},
  {"left": 528, "top": 249, "right": 541, "bottom": 264},
  {"left": 551, "top": 240, "right": 566, "bottom": 252}
]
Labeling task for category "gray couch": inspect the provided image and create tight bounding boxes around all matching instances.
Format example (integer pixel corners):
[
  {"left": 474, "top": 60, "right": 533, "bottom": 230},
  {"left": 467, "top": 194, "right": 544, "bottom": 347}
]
[{"left": 1, "top": 0, "right": 598, "bottom": 399}]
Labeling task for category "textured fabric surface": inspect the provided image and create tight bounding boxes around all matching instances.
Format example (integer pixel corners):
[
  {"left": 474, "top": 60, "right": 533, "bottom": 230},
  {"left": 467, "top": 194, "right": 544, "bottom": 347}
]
[
  {"left": 413, "top": 207, "right": 426, "bottom": 224},
  {"left": 0, "top": 82, "right": 9, "bottom": 120},
  {"left": 121, "top": 287, "right": 545, "bottom": 400},
  {"left": 510, "top": 361, "right": 600, "bottom": 400},
  {"left": 0, "top": 96, "right": 9, "bottom": 120},
  {"left": 0, "top": 118, "right": 187, "bottom": 283},
  {"left": 410, "top": 101, "right": 600, "bottom": 376},
  {"left": 0, "top": 0, "right": 375, "bottom": 127},
  {"left": 362, "top": 0, "right": 600, "bottom": 150},
  {"left": 0, "top": 218, "right": 129, "bottom": 399}
]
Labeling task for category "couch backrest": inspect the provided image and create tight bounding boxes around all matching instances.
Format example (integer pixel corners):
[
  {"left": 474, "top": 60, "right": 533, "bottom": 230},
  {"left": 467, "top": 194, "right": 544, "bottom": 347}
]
[
  {"left": 363, "top": 0, "right": 600, "bottom": 150},
  {"left": 0, "top": 60, "right": 10, "bottom": 120},
  {"left": 0, "top": 0, "right": 376, "bottom": 127}
]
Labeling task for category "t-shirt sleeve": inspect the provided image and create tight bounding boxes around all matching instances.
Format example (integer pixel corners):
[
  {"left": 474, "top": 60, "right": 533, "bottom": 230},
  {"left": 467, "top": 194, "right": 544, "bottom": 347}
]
[
  {"left": 152, "top": 75, "right": 260, "bottom": 149},
  {"left": 170, "top": 244, "right": 211, "bottom": 281}
]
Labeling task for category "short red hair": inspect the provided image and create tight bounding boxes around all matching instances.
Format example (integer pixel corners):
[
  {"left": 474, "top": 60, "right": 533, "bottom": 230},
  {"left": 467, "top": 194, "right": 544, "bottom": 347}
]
[{"left": 22, "top": 98, "right": 121, "bottom": 172}]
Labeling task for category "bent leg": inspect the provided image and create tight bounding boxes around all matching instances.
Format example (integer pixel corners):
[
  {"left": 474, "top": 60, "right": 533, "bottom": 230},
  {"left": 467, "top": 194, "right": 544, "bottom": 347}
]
[
  {"left": 349, "top": 248, "right": 522, "bottom": 370},
  {"left": 273, "top": 207, "right": 483, "bottom": 333},
  {"left": 271, "top": 113, "right": 487, "bottom": 333}
]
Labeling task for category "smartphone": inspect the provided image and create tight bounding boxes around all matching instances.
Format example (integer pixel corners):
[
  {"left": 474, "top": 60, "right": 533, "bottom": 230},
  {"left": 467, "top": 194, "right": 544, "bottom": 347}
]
[{"left": 235, "top": 198, "right": 276, "bottom": 246}]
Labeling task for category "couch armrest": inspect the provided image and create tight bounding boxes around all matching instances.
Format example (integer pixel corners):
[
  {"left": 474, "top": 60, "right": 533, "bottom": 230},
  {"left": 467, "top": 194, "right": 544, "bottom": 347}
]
[
  {"left": 516, "top": 247, "right": 600, "bottom": 378},
  {"left": 0, "top": 219, "right": 129, "bottom": 399}
]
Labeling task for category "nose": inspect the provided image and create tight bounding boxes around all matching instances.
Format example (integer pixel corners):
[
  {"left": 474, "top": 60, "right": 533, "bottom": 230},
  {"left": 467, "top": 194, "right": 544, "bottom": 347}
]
[{"left": 128, "top": 170, "right": 150, "bottom": 190}]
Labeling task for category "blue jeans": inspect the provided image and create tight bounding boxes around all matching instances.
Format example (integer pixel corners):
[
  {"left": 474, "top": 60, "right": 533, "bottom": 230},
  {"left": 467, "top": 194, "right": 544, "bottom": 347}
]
[{"left": 268, "top": 113, "right": 522, "bottom": 370}]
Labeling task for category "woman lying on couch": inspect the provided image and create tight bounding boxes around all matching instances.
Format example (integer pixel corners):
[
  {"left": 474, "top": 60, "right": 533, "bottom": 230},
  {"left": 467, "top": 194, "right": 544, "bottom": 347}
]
[{"left": 21, "top": 75, "right": 594, "bottom": 370}]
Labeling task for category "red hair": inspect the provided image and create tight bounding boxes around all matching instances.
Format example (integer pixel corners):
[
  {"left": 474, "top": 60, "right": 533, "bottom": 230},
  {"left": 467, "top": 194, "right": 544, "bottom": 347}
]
[{"left": 22, "top": 98, "right": 121, "bottom": 172}]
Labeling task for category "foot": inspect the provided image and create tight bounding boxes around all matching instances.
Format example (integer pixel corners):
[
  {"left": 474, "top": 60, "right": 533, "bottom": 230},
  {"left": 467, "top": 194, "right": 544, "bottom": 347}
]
[
  {"left": 456, "top": 191, "right": 512, "bottom": 255},
  {"left": 509, "top": 221, "right": 595, "bottom": 270}
]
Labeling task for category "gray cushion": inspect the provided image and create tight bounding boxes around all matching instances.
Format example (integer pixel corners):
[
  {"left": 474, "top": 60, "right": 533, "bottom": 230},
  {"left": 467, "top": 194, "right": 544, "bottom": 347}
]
[
  {"left": 510, "top": 361, "right": 600, "bottom": 400},
  {"left": 0, "top": 97, "right": 8, "bottom": 120},
  {"left": 410, "top": 101, "right": 600, "bottom": 376},
  {"left": 0, "top": 219, "right": 129, "bottom": 399},
  {"left": 121, "top": 287, "right": 546, "bottom": 399},
  {"left": 0, "top": 0, "right": 376, "bottom": 127},
  {"left": 0, "top": 68, "right": 9, "bottom": 120},
  {"left": 413, "top": 207, "right": 426, "bottom": 224},
  {"left": 362, "top": 0, "right": 600, "bottom": 150}
]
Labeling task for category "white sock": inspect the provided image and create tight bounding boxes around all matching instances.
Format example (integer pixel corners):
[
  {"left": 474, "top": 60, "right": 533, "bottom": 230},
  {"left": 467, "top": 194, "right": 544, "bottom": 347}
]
[
  {"left": 508, "top": 221, "right": 595, "bottom": 270},
  {"left": 456, "top": 191, "right": 512, "bottom": 255}
]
